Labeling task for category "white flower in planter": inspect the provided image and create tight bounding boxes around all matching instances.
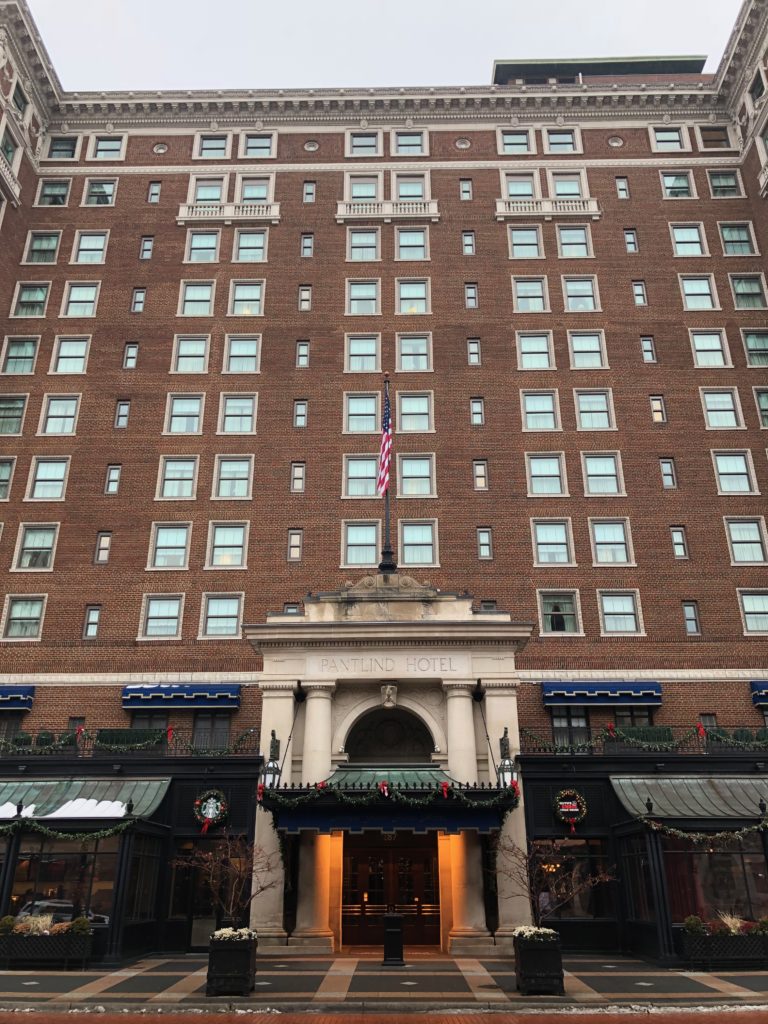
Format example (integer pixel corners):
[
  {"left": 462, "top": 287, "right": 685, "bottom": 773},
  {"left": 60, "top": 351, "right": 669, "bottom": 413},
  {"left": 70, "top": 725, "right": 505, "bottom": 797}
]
[
  {"left": 211, "top": 927, "right": 257, "bottom": 941},
  {"left": 512, "top": 925, "right": 559, "bottom": 941}
]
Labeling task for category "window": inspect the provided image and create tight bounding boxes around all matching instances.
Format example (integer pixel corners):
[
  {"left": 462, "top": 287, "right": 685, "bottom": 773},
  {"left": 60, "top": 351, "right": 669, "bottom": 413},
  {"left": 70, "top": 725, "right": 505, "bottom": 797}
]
[
  {"left": 650, "top": 395, "right": 667, "bottom": 423},
  {"left": 500, "top": 129, "right": 532, "bottom": 153},
  {"left": 546, "top": 129, "right": 577, "bottom": 153},
  {"left": 513, "top": 278, "right": 547, "bottom": 312},
  {"left": 599, "top": 592, "right": 642, "bottom": 634},
  {"left": 616, "top": 177, "right": 630, "bottom": 199},
  {"left": 185, "top": 231, "right": 217, "bottom": 264},
  {"left": 401, "top": 521, "right": 437, "bottom": 565},
  {"left": 29, "top": 458, "right": 68, "bottom": 500},
  {"left": 141, "top": 596, "right": 183, "bottom": 639},
  {"left": 105, "top": 464, "right": 121, "bottom": 494},
  {"left": 167, "top": 395, "right": 203, "bottom": 433},
  {"left": 13, "top": 284, "right": 49, "bottom": 317},
  {"left": 720, "top": 223, "right": 756, "bottom": 256},
  {"left": 671, "top": 224, "right": 705, "bottom": 256},
  {"left": 681, "top": 276, "right": 716, "bottom": 310},
  {"left": 290, "top": 462, "right": 306, "bottom": 493},
  {"left": 533, "top": 521, "right": 572, "bottom": 564},
  {"left": 15, "top": 524, "right": 57, "bottom": 570},
  {"left": 287, "top": 529, "right": 303, "bottom": 561},
  {"left": 395, "top": 175, "right": 426, "bottom": 201},
  {"left": 235, "top": 230, "right": 266, "bottom": 263},
  {"left": 208, "top": 523, "right": 247, "bottom": 568},
  {"left": 349, "top": 176, "right": 378, "bottom": 202},
  {"left": 702, "top": 389, "right": 740, "bottom": 428},
  {"left": 583, "top": 453, "right": 621, "bottom": 495},
  {"left": 93, "top": 136, "right": 124, "bottom": 159},
  {"left": 25, "top": 232, "right": 60, "bottom": 264},
  {"left": 173, "top": 335, "right": 208, "bottom": 373},
  {"left": 150, "top": 524, "right": 190, "bottom": 569},
  {"left": 591, "top": 519, "right": 631, "bottom": 565},
  {"left": 551, "top": 707, "right": 590, "bottom": 746},
  {"left": 506, "top": 174, "right": 536, "bottom": 199},
  {"left": 295, "top": 341, "right": 310, "bottom": 368},
  {"left": 661, "top": 172, "right": 693, "bottom": 198},
  {"left": 147, "top": 181, "right": 161, "bottom": 203},
  {"left": 576, "top": 390, "right": 613, "bottom": 429},
  {"left": 230, "top": 281, "right": 263, "bottom": 316},
  {"left": 731, "top": 275, "right": 767, "bottom": 309},
  {"left": 397, "top": 334, "right": 430, "bottom": 371},
  {"left": 394, "top": 131, "right": 426, "bottom": 155},
  {"left": 1, "top": 129, "right": 17, "bottom": 165},
  {"left": 473, "top": 460, "right": 489, "bottom": 490},
  {"left": 194, "top": 178, "right": 223, "bottom": 203},
  {"left": 477, "top": 528, "right": 493, "bottom": 559},
  {"left": 343, "top": 522, "right": 378, "bottom": 566},
  {"left": 345, "top": 394, "right": 377, "bottom": 432},
  {"left": 691, "top": 330, "right": 729, "bottom": 368},
  {"left": 469, "top": 397, "right": 485, "bottom": 425},
  {"left": 398, "top": 393, "right": 432, "bottom": 432},
  {"left": 551, "top": 173, "right": 583, "bottom": 198},
  {"left": 641, "top": 336, "right": 657, "bottom": 363},
  {"left": 224, "top": 335, "right": 259, "bottom": 373},
  {"left": 201, "top": 595, "right": 242, "bottom": 638},
  {"left": 527, "top": 454, "right": 565, "bottom": 495},
  {"left": 41, "top": 395, "right": 78, "bottom": 435},
  {"left": 459, "top": 179, "right": 473, "bottom": 200},
  {"left": 349, "top": 229, "right": 379, "bottom": 261},
  {"left": 179, "top": 283, "right": 213, "bottom": 316},
  {"left": 72, "top": 231, "right": 107, "bottom": 265},
  {"left": 569, "top": 332, "right": 606, "bottom": 369},
  {"left": 298, "top": 285, "right": 312, "bottom": 311},
  {"left": 303, "top": 181, "right": 316, "bottom": 203},
  {"left": 756, "top": 389, "right": 768, "bottom": 427},
  {"left": 660, "top": 459, "right": 678, "bottom": 489},
  {"left": 3, "top": 597, "right": 45, "bottom": 640},
  {"left": 243, "top": 132, "right": 274, "bottom": 158},
  {"left": 708, "top": 170, "right": 741, "bottom": 198},
  {"left": 713, "top": 451, "right": 755, "bottom": 494},
  {"left": 564, "top": 277, "right": 598, "bottom": 312},
  {"left": 349, "top": 132, "right": 379, "bottom": 156},
  {"left": 699, "top": 125, "right": 732, "bottom": 149},
  {"left": 114, "top": 400, "right": 130, "bottom": 428},
  {"left": 398, "top": 280, "right": 429, "bottom": 314},
  {"left": 653, "top": 127, "right": 685, "bottom": 151},
  {"left": 632, "top": 281, "right": 647, "bottom": 306},
  {"left": 740, "top": 592, "right": 768, "bottom": 633},
  {"left": 301, "top": 233, "right": 314, "bottom": 257},
  {"left": 198, "top": 134, "right": 227, "bottom": 158},
  {"left": 214, "top": 457, "right": 252, "bottom": 499},
  {"left": 85, "top": 179, "right": 116, "bottom": 205},
  {"left": 726, "top": 519, "right": 767, "bottom": 563},
  {"left": 48, "top": 137, "right": 77, "bottom": 159},
  {"left": 399, "top": 455, "right": 434, "bottom": 497},
  {"left": 344, "top": 457, "right": 377, "bottom": 497},
  {"left": 83, "top": 606, "right": 101, "bottom": 639},
  {"left": 219, "top": 394, "right": 256, "bottom": 433},
  {"left": 743, "top": 331, "right": 768, "bottom": 367},
  {"left": 467, "top": 338, "right": 481, "bottom": 365},
  {"left": 397, "top": 228, "right": 427, "bottom": 260},
  {"left": 624, "top": 229, "right": 638, "bottom": 253},
  {"left": 464, "top": 283, "right": 478, "bottom": 309},
  {"left": 94, "top": 532, "right": 112, "bottom": 563},
  {"left": 293, "top": 399, "right": 308, "bottom": 427},
  {"left": 348, "top": 281, "right": 379, "bottom": 315},
  {"left": 346, "top": 335, "right": 379, "bottom": 372},
  {"left": 462, "top": 231, "right": 475, "bottom": 256},
  {"left": 131, "top": 288, "right": 146, "bottom": 313},
  {"left": 139, "top": 236, "right": 154, "bottom": 260},
  {"left": 0, "top": 459, "right": 15, "bottom": 500},
  {"left": 751, "top": 71, "right": 766, "bottom": 103},
  {"left": 522, "top": 391, "right": 558, "bottom": 431},
  {"left": 38, "top": 180, "right": 70, "bottom": 206},
  {"left": 558, "top": 226, "right": 590, "bottom": 258},
  {"left": 158, "top": 457, "right": 196, "bottom": 499},
  {"left": 670, "top": 526, "right": 688, "bottom": 558},
  {"left": 62, "top": 283, "right": 99, "bottom": 317},
  {"left": 2, "top": 338, "right": 37, "bottom": 374},
  {"left": 0, "top": 396, "right": 25, "bottom": 435},
  {"left": 540, "top": 592, "right": 580, "bottom": 634},
  {"left": 510, "top": 227, "right": 542, "bottom": 259},
  {"left": 518, "top": 333, "right": 553, "bottom": 370}
]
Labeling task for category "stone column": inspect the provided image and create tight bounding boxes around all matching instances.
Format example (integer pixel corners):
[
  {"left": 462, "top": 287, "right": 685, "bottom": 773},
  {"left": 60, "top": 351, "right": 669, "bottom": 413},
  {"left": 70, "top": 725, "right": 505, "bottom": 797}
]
[
  {"left": 443, "top": 680, "right": 478, "bottom": 783},
  {"left": 301, "top": 682, "right": 335, "bottom": 785},
  {"left": 292, "top": 832, "right": 335, "bottom": 950}
]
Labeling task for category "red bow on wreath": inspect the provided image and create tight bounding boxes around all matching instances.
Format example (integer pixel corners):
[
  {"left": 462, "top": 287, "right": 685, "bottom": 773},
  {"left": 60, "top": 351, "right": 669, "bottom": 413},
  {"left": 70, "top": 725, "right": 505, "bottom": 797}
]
[
  {"left": 257, "top": 782, "right": 265, "bottom": 803},
  {"left": 440, "top": 781, "right": 450, "bottom": 799},
  {"left": 378, "top": 781, "right": 389, "bottom": 798}
]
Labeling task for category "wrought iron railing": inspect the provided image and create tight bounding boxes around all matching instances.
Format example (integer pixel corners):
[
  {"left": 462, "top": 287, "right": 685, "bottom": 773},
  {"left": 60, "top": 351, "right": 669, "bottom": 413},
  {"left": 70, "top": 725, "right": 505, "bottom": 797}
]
[
  {"left": 520, "top": 724, "right": 768, "bottom": 756},
  {"left": 0, "top": 727, "right": 260, "bottom": 758}
]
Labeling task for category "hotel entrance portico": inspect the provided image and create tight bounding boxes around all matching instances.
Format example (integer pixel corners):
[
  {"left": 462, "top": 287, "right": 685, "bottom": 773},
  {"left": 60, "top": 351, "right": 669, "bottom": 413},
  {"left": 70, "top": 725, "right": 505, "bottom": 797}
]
[{"left": 245, "top": 572, "right": 533, "bottom": 954}]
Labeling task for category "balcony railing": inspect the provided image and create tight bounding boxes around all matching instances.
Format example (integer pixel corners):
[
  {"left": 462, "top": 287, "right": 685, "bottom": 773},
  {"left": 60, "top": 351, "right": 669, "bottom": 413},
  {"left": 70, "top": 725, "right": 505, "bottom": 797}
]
[
  {"left": 176, "top": 202, "right": 280, "bottom": 224},
  {"left": 0, "top": 152, "right": 21, "bottom": 206},
  {"left": 520, "top": 724, "right": 768, "bottom": 756},
  {"left": 0, "top": 727, "right": 260, "bottom": 758},
  {"left": 336, "top": 199, "right": 440, "bottom": 222},
  {"left": 495, "top": 197, "right": 601, "bottom": 220}
]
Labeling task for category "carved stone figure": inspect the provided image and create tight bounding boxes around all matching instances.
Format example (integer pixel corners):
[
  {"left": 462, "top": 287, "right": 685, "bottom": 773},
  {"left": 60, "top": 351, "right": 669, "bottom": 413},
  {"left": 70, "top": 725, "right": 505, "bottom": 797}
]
[{"left": 381, "top": 684, "right": 397, "bottom": 708}]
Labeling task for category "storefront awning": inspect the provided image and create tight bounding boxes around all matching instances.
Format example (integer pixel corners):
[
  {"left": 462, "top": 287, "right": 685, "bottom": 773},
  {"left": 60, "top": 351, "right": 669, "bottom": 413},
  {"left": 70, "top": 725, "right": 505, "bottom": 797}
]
[
  {"left": 122, "top": 683, "right": 241, "bottom": 709},
  {"left": 751, "top": 681, "right": 768, "bottom": 706},
  {"left": 0, "top": 778, "right": 170, "bottom": 820},
  {"left": 274, "top": 805, "right": 504, "bottom": 834},
  {"left": 610, "top": 776, "right": 768, "bottom": 820},
  {"left": 542, "top": 681, "right": 662, "bottom": 706},
  {"left": 0, "top": 685, "right": 35, "bottom": 711},
  {"left": 326, "top": 767, "right": 452, "bottom": 787}
]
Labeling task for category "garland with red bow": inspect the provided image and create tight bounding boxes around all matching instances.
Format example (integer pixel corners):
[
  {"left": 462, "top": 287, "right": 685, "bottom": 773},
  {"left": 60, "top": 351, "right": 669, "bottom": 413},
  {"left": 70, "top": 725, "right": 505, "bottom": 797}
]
[{"left": 257, "top": 781, "right": 520, "bottom": 812}]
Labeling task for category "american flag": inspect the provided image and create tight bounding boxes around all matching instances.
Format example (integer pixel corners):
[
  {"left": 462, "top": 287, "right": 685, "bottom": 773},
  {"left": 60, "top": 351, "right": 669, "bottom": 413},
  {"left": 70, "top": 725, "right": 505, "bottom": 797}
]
[{"left": 377, "top": 380, "right": 393, "bottom": 496}]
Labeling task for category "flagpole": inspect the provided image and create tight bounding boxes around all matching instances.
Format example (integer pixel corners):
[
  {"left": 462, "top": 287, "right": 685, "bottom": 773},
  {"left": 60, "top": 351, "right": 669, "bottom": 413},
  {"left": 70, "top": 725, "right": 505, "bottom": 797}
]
[{"left": 378, "top": 373, "right": 397, "bottom": 575}]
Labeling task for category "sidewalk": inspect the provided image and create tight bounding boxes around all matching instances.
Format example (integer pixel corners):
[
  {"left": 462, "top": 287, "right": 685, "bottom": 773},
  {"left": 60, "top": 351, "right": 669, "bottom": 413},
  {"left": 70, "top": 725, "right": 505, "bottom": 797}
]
[{"left": 0, "top": 952, "right": 766, "bottom": 1012}]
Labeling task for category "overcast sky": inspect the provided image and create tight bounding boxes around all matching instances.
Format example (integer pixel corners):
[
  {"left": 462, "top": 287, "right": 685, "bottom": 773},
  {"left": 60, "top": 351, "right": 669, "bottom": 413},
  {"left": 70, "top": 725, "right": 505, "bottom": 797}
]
[{"left": 27, "top": 0, "right": 744, "bottom": 91}]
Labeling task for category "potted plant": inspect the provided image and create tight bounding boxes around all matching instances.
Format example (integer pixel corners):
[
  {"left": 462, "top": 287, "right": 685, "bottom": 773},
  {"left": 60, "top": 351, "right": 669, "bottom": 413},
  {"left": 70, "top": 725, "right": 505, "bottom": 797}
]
[
  {"left": 512, "top": 925, "right": 564, "bottom": 995},
  {"left": 4, "top": 915, "right": 92, "bottom": 969},
  {"left": 682, "top": 913, "right": 768, "bottom": 967}
]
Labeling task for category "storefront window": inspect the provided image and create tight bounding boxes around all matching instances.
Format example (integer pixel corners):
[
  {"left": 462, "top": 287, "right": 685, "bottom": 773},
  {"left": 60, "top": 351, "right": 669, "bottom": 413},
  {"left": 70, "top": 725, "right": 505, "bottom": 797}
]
[
  {"left": 531, "top": 838, "right": 613, "bottom": 919},
  {"left": 10, "top": 835, "right": 119, "bottom": 920},
  {"left": 664, "top": 834, "right": 768, "bottom": 922},
  {"left": 125, "top": 835, "right": 162, "bottom": 922},
  {"left": 620, "top": 835, "right": 655, "bottom": 922}
]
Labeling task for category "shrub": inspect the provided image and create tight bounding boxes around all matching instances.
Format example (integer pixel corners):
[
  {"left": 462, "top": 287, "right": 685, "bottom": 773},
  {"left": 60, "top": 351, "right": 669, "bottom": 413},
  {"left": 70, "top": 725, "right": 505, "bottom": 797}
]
[
  {"left": 35, "top": 730, "right": 55, "bottom": 748},
  {"left": 24, "top": 914, "right": 53, "bottom": 935},
  {"left": 717, "top": 911, "right": 746, "bottom": 935},
  {"left": 706, "top": 918, "right": 729, "bottom": 935},
  {"left": 49, "top": 921, "right": 71, "bottom": 935},
  {"left": 69, "top": 917, "right": 91, "bottom": 935},
  {"left": 0, "top": 916, "right": 15, "bottom": 936},
  {"left": 683, "top": 915, "right": 707, "bottom": 934},
  {"left": 12, "top": 920, "right": 32, "bottom": 935},
  {"left": 753, "top": 917, "right": 768, "bottom": 935}
]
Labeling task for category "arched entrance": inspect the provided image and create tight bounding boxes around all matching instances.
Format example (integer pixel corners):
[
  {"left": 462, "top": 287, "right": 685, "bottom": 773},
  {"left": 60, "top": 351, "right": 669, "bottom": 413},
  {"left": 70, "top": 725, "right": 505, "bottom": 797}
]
[{"left": 345, "top": 707, "right": 434, "bottom": 764}]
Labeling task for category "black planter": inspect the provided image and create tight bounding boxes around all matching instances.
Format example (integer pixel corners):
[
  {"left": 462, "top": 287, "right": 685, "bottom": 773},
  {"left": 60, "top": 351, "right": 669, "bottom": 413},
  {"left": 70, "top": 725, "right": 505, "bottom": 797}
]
[
  {"left": 0, "top": 933, "right": 92, "bottom": 969},
  {"left": 682, "top": 932, "right": 768, "bottom": 968},
  {"left": 513, "top": 934, "right": 565, "bottom": 996},
  {"left": 206, "top": 937, "right": 257, "bottom": 996}
]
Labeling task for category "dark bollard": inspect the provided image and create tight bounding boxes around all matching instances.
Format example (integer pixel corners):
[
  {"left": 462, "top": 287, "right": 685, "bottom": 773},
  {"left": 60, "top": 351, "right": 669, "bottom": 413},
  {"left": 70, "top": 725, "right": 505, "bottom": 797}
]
[{"left": 382, "top": 909, "right": 405, "bottom": 966}]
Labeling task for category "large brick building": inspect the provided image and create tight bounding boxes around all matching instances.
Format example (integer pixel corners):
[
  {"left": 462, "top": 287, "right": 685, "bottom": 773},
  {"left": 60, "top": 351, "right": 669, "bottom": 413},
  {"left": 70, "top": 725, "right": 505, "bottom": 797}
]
[{"left": 0, "top": 0, "right": 766, "bottom": 962}]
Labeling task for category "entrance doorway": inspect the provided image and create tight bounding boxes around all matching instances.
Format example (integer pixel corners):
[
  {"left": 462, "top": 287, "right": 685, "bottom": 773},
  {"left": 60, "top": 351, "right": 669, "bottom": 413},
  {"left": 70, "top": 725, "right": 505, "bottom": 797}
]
[{"left": 342, "top": 832, "right": 439, "bottom": 945}]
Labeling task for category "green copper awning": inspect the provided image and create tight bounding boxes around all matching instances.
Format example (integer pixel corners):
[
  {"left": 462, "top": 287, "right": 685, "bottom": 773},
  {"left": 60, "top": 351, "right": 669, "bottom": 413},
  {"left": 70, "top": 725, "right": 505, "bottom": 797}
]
[
  {"left": 0, "top": 778, "right": 171, "bottom": 820},
  {"left": 324, "top": 767, "right": 451, "bottom": 788},
  {"left": 610, "top": 776, "right": 768, "bottom": 820}
]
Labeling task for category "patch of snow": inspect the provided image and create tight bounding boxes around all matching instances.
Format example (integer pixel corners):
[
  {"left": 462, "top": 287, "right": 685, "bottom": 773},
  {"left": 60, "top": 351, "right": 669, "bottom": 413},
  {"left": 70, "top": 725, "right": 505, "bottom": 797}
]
[
  {"left": 0, "top": 801, "right": 35, "bottom": 819},
  {"left": 44, "top": 798, "right": 126, "bottom": 819}
]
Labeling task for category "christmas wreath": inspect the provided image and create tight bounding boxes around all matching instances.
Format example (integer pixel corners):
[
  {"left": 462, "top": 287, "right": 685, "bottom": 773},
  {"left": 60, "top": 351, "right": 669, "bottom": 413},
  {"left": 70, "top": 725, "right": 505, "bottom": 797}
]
[
  {"left": 193, "top": 788, "right": 228, "bottom": 834},
  {"left": 553, "top": 788, "right": 587, "bottom": 833}
]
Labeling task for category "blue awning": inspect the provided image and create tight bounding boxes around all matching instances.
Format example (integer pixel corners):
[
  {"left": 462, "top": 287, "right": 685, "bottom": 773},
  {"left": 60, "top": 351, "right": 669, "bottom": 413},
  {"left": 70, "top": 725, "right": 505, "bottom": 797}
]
[
  {"left": 542, "top": 681, "right": 662, "bottom": 706},
  {"left": 751, "top": 681, "right": 768, "bottom": 706},
  {"left": 271, "top": 805, "right": 504, "bottom": 835},
  {"left": 122, "top": 683, "right": 241, "bottom": 709},
  {"left": 0, "top": 686, "right": 35, "bottom": 711}
]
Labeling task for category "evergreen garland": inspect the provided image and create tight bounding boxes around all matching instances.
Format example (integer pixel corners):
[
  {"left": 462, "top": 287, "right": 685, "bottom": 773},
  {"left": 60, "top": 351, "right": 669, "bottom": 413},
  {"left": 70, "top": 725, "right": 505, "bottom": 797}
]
[
  {"left": 644, "top": 817, "right": 768, "bottom": 847},
  {"left": 260, "top": 781, "right": 520, "bottom": 812},
  {"left": 0, "top": 818, "right": 133, "bottom": 842}
]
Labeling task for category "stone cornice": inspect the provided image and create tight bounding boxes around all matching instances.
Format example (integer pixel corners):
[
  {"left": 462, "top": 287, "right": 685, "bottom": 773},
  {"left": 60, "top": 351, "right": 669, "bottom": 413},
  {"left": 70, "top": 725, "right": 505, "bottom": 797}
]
[{"left": 244, "top": 620, "right": 533, "bottom": 652}]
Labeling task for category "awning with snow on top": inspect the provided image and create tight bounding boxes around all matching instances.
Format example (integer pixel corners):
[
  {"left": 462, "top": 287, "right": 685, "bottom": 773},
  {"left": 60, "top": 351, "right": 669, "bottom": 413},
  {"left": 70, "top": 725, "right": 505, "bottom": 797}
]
[
  {"left": 0, "top": 686, "right": 35, "bottom": 711},
  {"left": 0, "top": 778, "right": 170, "bottom": 820},
  {"left": 542, "top": 681, "right": 662, "bottom": 706},
  {"left": 122, "top": 683, "right": 241, "bottom": 709}
]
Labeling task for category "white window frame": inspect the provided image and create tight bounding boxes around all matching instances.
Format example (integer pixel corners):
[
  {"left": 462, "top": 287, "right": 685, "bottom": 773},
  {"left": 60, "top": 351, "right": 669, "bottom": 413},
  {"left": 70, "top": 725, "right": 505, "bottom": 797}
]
[
  {"left": 42, "top": 135, "right": 82, "bottom": 162},
  {"left": 741, "top": 329, "right": 768, "bottom": 368},
  {"left": 69, "top": 230, "right": 110, "bottom": 266},
  {"left": 574, "top": 388, "right": 616, "bottom": 431},
  {"left": 568, "top": 330, "right": 608, "bottom": 370},
  {"left": 588, "top": 517, "right": 635, "bottom": 567},
  {"left": 706, "top": 168, "right": 744, "bottom": 199},
  {"left": 399, "top": 518, "right": 439, "bottom": 567},
  {"left": 11, "top": 522, "right": 60, "bottom": 573},
  {"left": 187, "top": 174, "right": 230, "bottom": 205},
  {"left": 184, "top": 228, "right": 221, "bottom": 264},
  {"left": 37, "top": 393, "right": 81, "bottom": 436},
  {"left": 217, "top": 392, "right": 258, "bottom": 435},
  {"left": 679, "top": 274, "right": 720, "bottom": 311},
  {"left": 396, "top": 390, "right": 434, "bottom": 433},
  {"left": 192, "top": 131, "right": 232, "bottom": 160},
  {"left": 343, "top": 391, "right": 380, "bottom": 434},
  {"left": 598, "top": 589, "right": 645, "bottom": 636},
  {"left": 508, "top": 224, "right": 544, "bottom": 260},
  {"left": 344, "top": 171, "right": 384, "bottom": 203},
  {"left": 86, "top": 134, "right": 127, "bottom": 161},
  {"left": 342, "top": 454, "right": 379, "bottom": 499},
  {"left": 517, "top": 331, "right": 555, "bottom": 370},
  {"left": 391, "top": 171, "right": 431, "bottom": 202},
  {"left": 227, "top": 279, "right": 265, "bottom": 317},
  {"left": 0, "top": 335, "right": 39, "bottom": 376},
  {"left": 59, "top": 281, "right": 101, "bottom": 318},
  {"left": 177, "top": 280, "right": 216, "bottom": 317},
  {"left": 237, "top": 130, "right": 277, "bottom": 159},
  {"left": 396, "top": 333, "right": 433, "bottom": 373},
  {"left": 147, "top": 521, "right": 192, "bottom": 571},
  {"left": 198, "top": 592, "right": 245, "bottom": 640},
  {"left": 699, "top": 387, "right": 745, "bottom": 430},
  {"left": 669, "top": 222, "right": 709, "bottom": 257},
  {"left": 536, "top": 589, "right": 584, "bottom": 637},
  {"left": 520, "top": 390, "right": 561, "bottom": 432},
  {"left": 211, "top": 454, "right": 255, "bottom": 501},
  {"left": 580, "top": 450, "right": 625, "bottom": 496},
  {"left": 530, "top": 517, "right": 576, "bottom": 568},
  {"left": 137, "top": 593, "right": 185, "bottom": 641},
  {"left": 562, "top": 275, "right": 601, "bottom": 313},
  {"left": 25, "top": 457, "right": 70, "bottom": 502},
  {"left": 341, "top": 519, "right": 381, "bottom": 569},
  {"left": 49, "top": 335, "right": 91, "bottom": 375},
  {"left": 738, "top": 590, "right": 768, "bottom": 636},
  {"left": 346, "top": 226, "right": 381, "bottom": 262},
  {"left": 344, "top": 129, "right": 383, "bottom": 158},
  {"left": 512, "top": 276, "right": 550, "bottom": 313},
  {"left": 0, "top": 393, "right": 28, "bottom": 436},
  {"left": 10, "top": 281, "right": 51, "bottom": 319},
  {"left": 753, "top": 386, "right": 768, "bottom": 427},
  {"left": 287, "top": 529, "right": 303, "bottom": 562},
  {"left": 693, "top": 123, "right": 737, "bottom": 151},
  {"left": 235, "top": 173, "right": 275, "bottom": 205},
  {"left": 163, "top": 393, "right": 205, "bottom": 435},
  {"left": 689, "top": 328, "right": 732, "bottom": 368},
  {"left": 396, "top": 278, "right": 431, "bottom": 315},
  {"left": 542, "top": 126, "right": 583, "bottom": 154},
  {"left": 496, "top": 127, "right": 536, "bottom": 155},
  {"left": 390, "top": 129, "right": 430, "bottom": 157},
  {"left": 724, "top": 517, "right": 768, "bottom": 565},
  {"left": 81, "top": 177, "right": 118, "bottom": 207},
  {"left": 546, "top": 168, "right": 590, "bottom": 200},
  {"left": 525, "top": 452, "right": 568, "bottom": 498},
  {"left": 473, "top": 459, "right": 489, "bottom": 491},
  {"left": 477, "top": 527, "right": 494, "bottom": 560},
  {"left": 22, "top": 230, "right": 63, "bottom": 266},
  {"left": 729, "top": 272, "right": 768, "bottom": 310},
  {"left": 501, "top": 170, "right": 542, "bottom": 201},
  {"left": 223, "top": 334, "right": 261, "bottom": 374},
  {"left": 344, "top": 334, "right": 381, "bottom": 374},
  {"left": 0, "top": 594, "right": 48, "bottom": 642},
  {"left": 396, "top": 453, "right": 437, "bottom": 499},
  {"left": 649, "top": 125, "right": 691, "bottom": 153},
  {"left": 711, "top": 449, "right": 759, "bottom": 495},
  {"left": 556, "top": 223, "right": 593, "bottom": 259},
  {"left": 155, "top": 455, "right": 200, "bottom": 501},
  {"left": 34, "top": 179, "right": 72, "bottom": 207},
  {"left": 346, "top": 279, "right": 381, "bottom": 316},
  {"left": 659, "top": 169, "right": 696, "bottom": 200},
  {"left": 205, "top": 521, "right": 249, "bottom": 570},
  {"left": 395, "top": 225, "right": 430, "bottom": 262},
  {"left": 171, "top": 334, "right": 211, "bottom": 374},
  {"left": 718, "top": 220, "right": 760, "bottom": 257}
]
